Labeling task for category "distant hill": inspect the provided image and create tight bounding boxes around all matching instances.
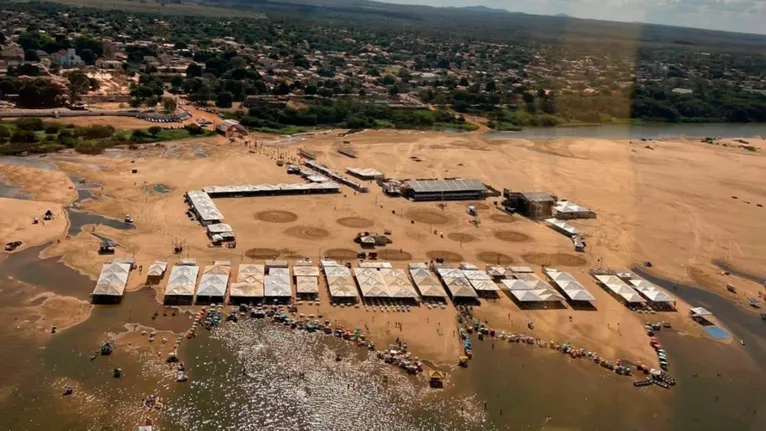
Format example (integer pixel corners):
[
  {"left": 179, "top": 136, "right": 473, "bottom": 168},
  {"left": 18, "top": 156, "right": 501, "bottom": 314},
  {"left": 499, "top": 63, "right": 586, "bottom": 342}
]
[{"left": 457, "top": 5, "right": 509, "bottom": 14}]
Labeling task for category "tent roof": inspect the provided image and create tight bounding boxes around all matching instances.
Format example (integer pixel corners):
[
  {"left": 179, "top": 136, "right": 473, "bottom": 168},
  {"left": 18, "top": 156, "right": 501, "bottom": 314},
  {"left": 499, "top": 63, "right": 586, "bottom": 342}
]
[
  {"left": 229, "top": 282, "right": 263, "bottom": 297},
  {"left": 409, "top": 267, "right": 447, "bottom": 297},
  {"left": 690, "top": 306, "right": 713, "bottom": 316},
  {"left": 443, "top": 277, "right": 478, "bottom": 298},
  {"left": 147, "top": 261, "right": 168, "bottom": 277},
  {"left": 380, "top": 268, "right": 419, "bottom": 298},
  {"left": 461, "top": 269, "right": 492, "bottom": 281},
  {"left": 296, "top": 276, "right": 319, "bottom": 293},
  {"left": 293, "top": 266, "right": 319, "bottom": 277},
  {"left": 197, "top": 264, "right": 230, "bottom": 297},
  {"left": 92, "top": 261, "right": 131, "bottom": 296},
  {"left": 264, "top": 274, "right": 291, "bottom": 297},
  {"left": 468, "top": 279, "right": 500, "bottom": 291},
  {"left": 486, "top": 265, "right": 507, "bottom": 277},
  {"left": 354, "top": 268, "right": 391, "bottom": 298},
  {"left": 629, "top": 279, "right": 676, "bottom": 303},
  {"left": 544, "top": 268, "right": 596, "bottom": 302},
  {"left": 166, "top": 265, "right": 199, "bottom": 296},
  {"left": 237, "top": 264, "right": 265, "bottom": 284},
  {"left": 593, "top": 275, "right": 645, "bottom": 303},
  {"left": 326, "top": 275, "right": 359, "bottom": 298}
]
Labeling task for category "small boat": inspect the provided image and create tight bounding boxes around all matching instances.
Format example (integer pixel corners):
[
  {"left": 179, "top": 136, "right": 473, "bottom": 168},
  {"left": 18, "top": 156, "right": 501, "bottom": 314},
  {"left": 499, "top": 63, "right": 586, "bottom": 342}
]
[
  {"left": 176, "top": 371, "right": 188, "bottom": 382},
  {"left": 100, "top": 341, "right": 114, "bottom": 356},
  {"left": 124, "top": 215, "right": 133, "bottom": 224},
  {"left": 740, "top": 339, "right": 746, "bottom": 346}
]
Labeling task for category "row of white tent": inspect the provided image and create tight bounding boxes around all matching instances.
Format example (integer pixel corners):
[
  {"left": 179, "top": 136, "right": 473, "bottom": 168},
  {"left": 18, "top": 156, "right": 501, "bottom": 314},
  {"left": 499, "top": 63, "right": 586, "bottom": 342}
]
[
  {"left": 592, "top": 273, "right": 676, "bottom": 305},
  {"left": 164, "top": 261, "right": 320, "bottom": 301}
]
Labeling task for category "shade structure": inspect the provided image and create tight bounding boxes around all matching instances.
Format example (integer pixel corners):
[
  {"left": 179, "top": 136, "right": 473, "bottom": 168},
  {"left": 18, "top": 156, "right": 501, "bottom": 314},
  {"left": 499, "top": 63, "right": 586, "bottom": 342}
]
[
  {"left": 501, "top": 279, "right": 565, "bottom": 302},
  {"left": 486, "top": 265, "right": 507, "bottom": 278},
  {"left": 359, "top": 261, "right": 394, "bottom": 269},
  {"left": 326, "top": 275, "right": 358, "bottom": 298},
  {"left": 593, "top": 274, "right": 645, "bottom": 304},
  {"left": 354, "top": 267, "right": 391, "bottom": 298},
  {"left": 92, "top": 261, "right": 131, "bottom": 297},
  {"left": 544, "top": 268, "right": 596, "bottom": 302},
  {"left": 544, "top": 218, "right": 581, "bottom": 237},
  {"left": 229, "top": 282, "right": 264, "bottom": 299},
  {"left": 186, "top": 190, "right": 223, "bottom": 223},
  {"left": 442, "top": 276, "right": 478, "bottom": 298},
  {"left": 380, "top": 268, "right": 419, "bottom": 299},
  {"left": 628, "top": 279, "right": 676, "bottom": 303},
  {"left": 196, "top": 262, "right": 231, "bottom": 300},
  {"left": 461, "top": 269, "right": 499, "bottom": 292},
  {"left": 408, "top": 264, "right": 447, "bottom": 298},
  {"left": 166, "top": 264, "right": 199, "bottom": 297},
  {"left": 264, "top": 274, "right": 292, "bottom": 298},
  {"left": 147, "top": 261, "right": 168, "bottom": 277},
  {"left": 293, "top": 266, "right": 320, "bottom": 277},
  {"left": 508, "top": 266, "right": 534, "bottom": 274},
  {"left": 237, "top": 264, "right": 265, "bottom": 284},
  {"left": 296, "top": 276, "right": 319, "bottom": 294},
  {"left": 690, "top": 307, "right": 713, "bottom": 317}
]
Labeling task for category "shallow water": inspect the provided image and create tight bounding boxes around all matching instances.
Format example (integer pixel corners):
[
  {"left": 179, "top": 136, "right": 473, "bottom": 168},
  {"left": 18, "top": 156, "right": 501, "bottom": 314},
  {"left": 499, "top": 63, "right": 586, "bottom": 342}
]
[{"left": 66, "top": 208, "right": 136, "bottom": 237}]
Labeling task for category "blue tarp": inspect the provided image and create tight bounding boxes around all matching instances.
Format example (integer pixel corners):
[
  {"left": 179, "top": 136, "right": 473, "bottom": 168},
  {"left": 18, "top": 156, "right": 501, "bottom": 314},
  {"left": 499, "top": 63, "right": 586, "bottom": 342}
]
[{"left": 704, "top": 326, "right": 731, "bottom": 340}]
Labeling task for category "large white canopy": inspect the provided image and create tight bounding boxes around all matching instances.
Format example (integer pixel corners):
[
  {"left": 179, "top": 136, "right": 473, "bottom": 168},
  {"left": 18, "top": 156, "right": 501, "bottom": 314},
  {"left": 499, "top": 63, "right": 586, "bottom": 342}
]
[
  {"left": 230, "top": 282, "right": 263, "bottom": 298},
  {"left": 147, "top": 261, "right": 167, "bottom": 277},
  {"left": 593, "top": 274, "right": 645, "bottom": 303},
  {"left": 237, "top": 264, "right": 265, "bottom": 284},
  {"left": 166, "top": 265, "right": 199, "bottom": 296},
  {"left": 293, "top": 266, "right": 320, "bottom": 277},
  {"left": 501, "top": 278, "right": 565, "bottom": 302},
  {"left": 296, "top": 276, "right": 319, "bottom": 294},
  {"left": 408, "top": 265, "right": 447, "bottom": 298},
  {"left": 197, "top": 263, "right": 230, "bottom": 298},
  {"left": 380, "top": 268, "right": 419, "bottom": 299},
  {"left": 544, "top": 268, "right": 596, "bottom": 302},
  {"left": 265, "top": 274, "right": 292, "bottom": 297},
  {"left": 354, "top": 267, "right": 391, "bottom": 298},
  {"left": 629, "top": 279, "right": 676, "bottom": 303},
  {"left": 326, "top": 275, "right": 359, "bottom": 298},
  {"left": 92, "top": 261, "right": 131, "bottom": 296},
  {"left": 443, "top": 276, "right": 478, "bottom": 298}
]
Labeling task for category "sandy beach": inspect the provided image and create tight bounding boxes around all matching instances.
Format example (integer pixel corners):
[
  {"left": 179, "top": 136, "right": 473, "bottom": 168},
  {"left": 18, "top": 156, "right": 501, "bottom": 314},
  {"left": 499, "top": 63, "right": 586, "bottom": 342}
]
[{"left": 1, "top": 129, "right": 765, "bottom": 369}]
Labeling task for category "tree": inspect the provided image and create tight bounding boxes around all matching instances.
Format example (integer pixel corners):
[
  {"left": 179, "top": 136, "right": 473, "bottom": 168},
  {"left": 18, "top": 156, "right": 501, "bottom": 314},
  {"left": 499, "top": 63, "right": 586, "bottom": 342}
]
[
  {"left": 15, "top": 118, "right": 44, "bottom": 131},
  {"left": 24, "top": 49, "right": 40, "bottom": 62},
  {"left": 216, "top": 91, "right": 234, "bottom": 108},
  {"left": 522, "top": 92, "right": 535, "bottom": 104},
  {"left": 305, "top": 84, "right": 317, "bottom": 95},
  {"left": 382, "top": 75, "right": 396, "bottom": 86},
  {"left": 274, "top": 81, "right": 290, "bottom": 95},
  {"left": 49, "top": 63, "right": 61, "bottom": 75},
  {"left": 174, "top": 41, "right": 188, "bottom": 50},
  {"left": 10, "top": 130, "right": 37, "bottom": 144},
  {"left": 485, "top": 81, "right": 497, "bottom": 92},
  {"left": 186, "top": 63, "right": 203, "bottom": 78},
  {"left": 459, "top": 77, "right": 470, "bottom": 87},
  {"left": 184, "top": 124, "right": 204, "bottom": 135},
  {"left": 67, "top": 71, "right": 91, "bottom": 101},
  {"left": 79, "top": 48, "right": 95, "bottom": 65},
  {"left": 161, "top": 96, "right": 177, "bottom": 113},
  {"left": 0, "top": 80, "right": 17, "bottom": 96},
  {"left": 148, "top": 126, "right": 162, "bottom": 136},
  {"left": 388, "top": 85, "right": 400, "bottom": 97}
]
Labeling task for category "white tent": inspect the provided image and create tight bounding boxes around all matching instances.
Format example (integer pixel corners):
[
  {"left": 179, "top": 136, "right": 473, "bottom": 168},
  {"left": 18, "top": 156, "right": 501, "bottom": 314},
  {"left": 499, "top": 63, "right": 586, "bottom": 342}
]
[
  {"left": 593, "top": 274, "right": 645, "bottom": 303},
  {"left": 147, "top": 261, "right": 168, "bottom": 277},
  {"left": 324, "top": 265, "right": 351, "bottom": 277},
  {"left": 443, "top": 276, "right": 478, "bottom": 298},
  {"left": 237, "top": 264, "right": 265, "bottom": 284},
  {"left": 629, "top": 279, "right": 676, "bottom": 303},
  {"left": 544, "top": 268, "right": 596, "bottom": 302},
  {"left": 501, "top": 279, "right": 564, "bottom": 302},
  {"left": 486, "top": 265, "right": 507, "bottom": 278},
  {"left": 166, "top": 264, "right": 199, "bottom": 297},
  {"left": 461, "top": 269, "right": 492, "bottom": 281},
  {"left": 229, "top": 282, "right": 264, "bottom": 298},
  {"left": 293, "top": 266, "right": 320, "bottom": 277},
  {"left": 296, "top": 276, "right": 319, "bottom": 294},
  {"left": 92, "top": 261, "right": 131, "bottom": 297},
  {"left": 354, "top": 267, "right": 391, "bottom": 298},
  {"left": 544, "top": 218, "right": 581, "bottom": 237},
  {"left": 513, "top": 273, "right": 555, "bottom": 290},
  {"left": 690, "top": 306, "right": 713, "bottom": 317},
  {"left": 408, "top": 264, "right": 447, "bottom": 298},
  {"left": 380, "top": 268, "right": 419, "bottom": 299},
  {"left": 264, "top": 274, "right": 291, "bottom": 298},
  {"left": 196, "top": 262, "right": 230, "bottom": 299},
  {"left": 326, "top": 275, "right": 359, "bottom": 298},
  {"left": 461, "top": 269, "right": 498, "bottom": 291},
  {"left": 359, "top": 261, "right": 393, "bottom": 269},
  {"left": 508, "top": 266, "right": 534, "bottom": 274}
]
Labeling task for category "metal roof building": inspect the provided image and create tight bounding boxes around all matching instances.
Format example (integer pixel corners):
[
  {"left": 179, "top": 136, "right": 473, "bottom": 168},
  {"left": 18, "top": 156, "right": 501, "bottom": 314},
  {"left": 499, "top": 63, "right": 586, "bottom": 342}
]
[
  {"left": 196, "top": 262, "right": 230, "bottom": 303},
  {"left": 186, "top": 190, "right": 224, "bottom": 225},
  {"left": 165, "top": 264, "right": 199, "bottom": 302},
  {"left": 147, "top": 261, "right": 168, "bottom": 278},
  {"left": 408, "top": 263, "right": 448, "bottom": 298},
  {"left": 553, "top": 201, "right": 596, "bottom": 219},
  {"left": 402, "top": 178, "right": 487, "bottom": 202},
  {"left": 296, "top": 276, "right": 319, "bottom": 295},
  {"left": 346, "top": 167, "right": 385, "bottom": 180},
  {"left": 92, "top": 261, "right": 131, "bottom": 300},
  {"left": 544, "top": 268, "right": 596, "bottom": 302},
  {"left": 215, "top": 119, "right": 247, "bottom": 135},
  {"left": 202, "top": 182, "right": 340, "bottom": 197},
  {"left": 593, "top": 274, "right": 646, "bottom": 304}
]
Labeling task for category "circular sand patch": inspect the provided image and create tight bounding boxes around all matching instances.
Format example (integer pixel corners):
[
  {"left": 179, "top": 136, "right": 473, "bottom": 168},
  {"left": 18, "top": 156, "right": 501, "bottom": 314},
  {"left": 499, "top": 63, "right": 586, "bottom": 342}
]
[
  {"left": 377, "top": 249, "right": 413, "bottom": 261},
  {"left": 245, "top": 248, "right": 281, "bottom": 259},
  {"left": 447, "top": 233, "right": 476, "bottom": 243},
  {"left": 407, "top": 209, "right": 450, "bottom": 225},
  {"left": 284, "top": 225, "right": 329, "bottom": 240},
  {"left": 255, "top": 210, "right": 298, "bottom": 223},
  {"left": 522, "top": 252, "right": 587, "bottom": 266},
  {"left": 477, "top": 251, "right": 515, "bottom": 265},
  {"left": 325, "top": 248, "right": 359, "bottom": 260},
  {"left": 494, "top": 230, "right": 532, "bottom": 242},
  {"left": 337, "top": 217, "right": 375, "bottom": 228},
  {"left": 426, "top": 250, "right": 464, "bottom": 262},
  {"left": 490, "top": 214, "right": 516, "bottom": 223}
]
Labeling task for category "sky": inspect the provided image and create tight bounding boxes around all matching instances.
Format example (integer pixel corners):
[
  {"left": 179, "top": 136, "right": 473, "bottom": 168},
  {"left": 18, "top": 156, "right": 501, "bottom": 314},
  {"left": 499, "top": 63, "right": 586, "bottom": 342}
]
[{"left": 383, "top": 0, "right": 766, "bottom": 35}]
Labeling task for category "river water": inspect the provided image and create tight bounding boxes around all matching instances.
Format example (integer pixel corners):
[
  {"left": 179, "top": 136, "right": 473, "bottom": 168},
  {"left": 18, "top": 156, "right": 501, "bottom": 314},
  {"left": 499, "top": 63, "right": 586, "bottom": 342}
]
[
  {"left": 1, "top": 245, "right": 765, "bottom": 430},
  {"left": 486, "top": 123, "right": 766, "bottom": 140}
]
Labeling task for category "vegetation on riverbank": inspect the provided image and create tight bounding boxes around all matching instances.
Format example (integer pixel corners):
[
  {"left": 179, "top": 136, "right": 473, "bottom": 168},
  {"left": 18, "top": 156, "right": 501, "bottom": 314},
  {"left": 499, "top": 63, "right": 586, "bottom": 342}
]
[{"left": 0, "top": 118, "right": 213, "bottom": 155}]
